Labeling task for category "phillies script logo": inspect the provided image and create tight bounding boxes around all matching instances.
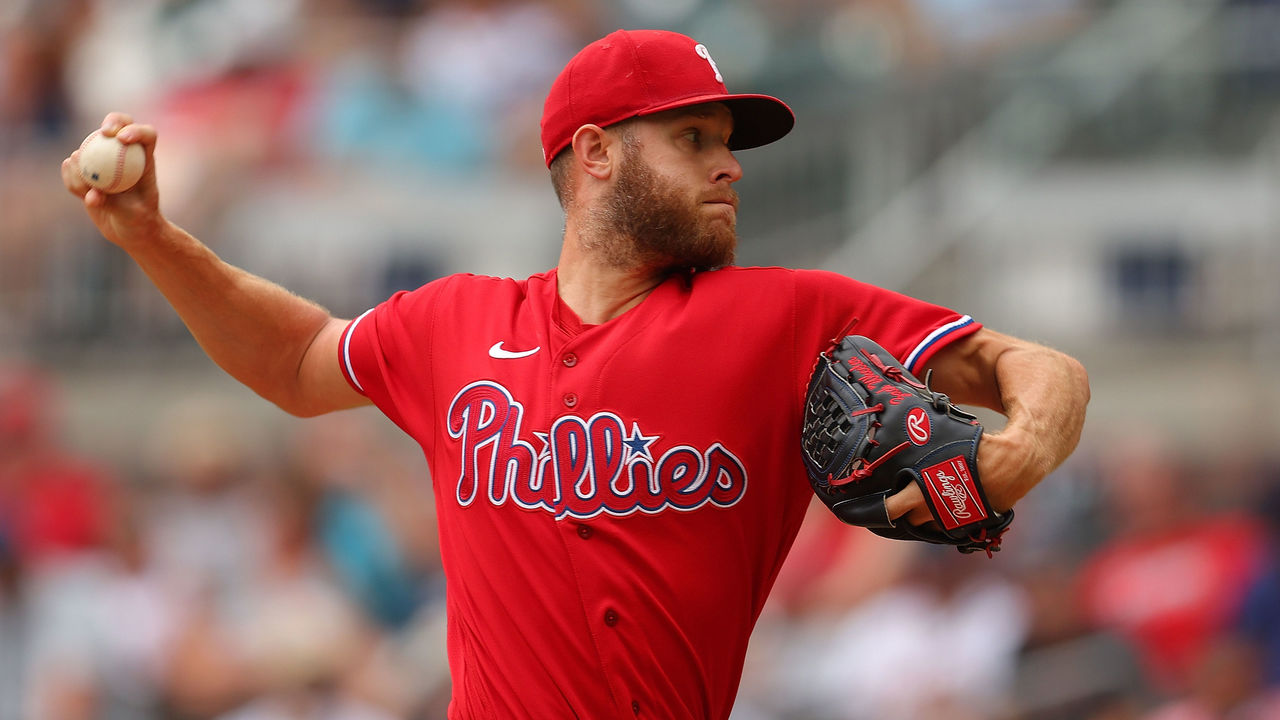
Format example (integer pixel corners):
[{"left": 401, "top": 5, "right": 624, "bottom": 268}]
[
  {"left": 920, "top": 457, "right": 987, "bottom": 531},
  {"left": 446, "top": 381, "right": 748, "bottom": 520}
]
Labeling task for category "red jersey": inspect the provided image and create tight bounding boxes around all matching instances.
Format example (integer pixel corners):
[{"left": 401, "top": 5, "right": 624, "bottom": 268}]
[{"left": 340, "top": 266, "right": 979, "bottom": 719}]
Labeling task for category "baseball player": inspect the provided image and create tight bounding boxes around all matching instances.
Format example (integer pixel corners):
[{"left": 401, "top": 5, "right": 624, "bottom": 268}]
[{"left": 62, "top": 28, "right": 1089, "bottom": 720}]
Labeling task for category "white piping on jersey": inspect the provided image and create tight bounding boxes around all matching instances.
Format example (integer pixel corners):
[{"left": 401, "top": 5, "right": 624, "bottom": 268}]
[
  {"left": 903, "top": 315, "right": 974, "bottom": 372},
  {"left": 342, "top": 308, "right": 375, "bottom": 393}
]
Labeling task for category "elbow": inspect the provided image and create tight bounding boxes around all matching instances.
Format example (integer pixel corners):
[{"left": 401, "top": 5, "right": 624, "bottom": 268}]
[
  {"left": 272, "top": 393, "right": 337, "bottom": 419},
  {"left": 1065, "top": 352, "right": 1091, "bottom": 406},
  {"left": 279, "top": 402, "right": 326, "bottom": 419},
  {"left": 256, "top": 386, "right": 326, "bottom": 419},
  {"left": 267, "top": 384, "right": 364, "bottom": 419},
  {"left": 1038, "top": 346, "right": 1090, "bottom": 410}
]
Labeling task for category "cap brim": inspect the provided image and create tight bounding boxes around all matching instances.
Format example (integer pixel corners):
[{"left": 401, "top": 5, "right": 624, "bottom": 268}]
[{"left": 639, "top": 93, "right": 795, "bottom": 151}]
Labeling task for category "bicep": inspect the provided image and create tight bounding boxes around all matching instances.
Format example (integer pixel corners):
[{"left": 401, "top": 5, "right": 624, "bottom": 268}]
[{"left": 295, "top": 317, "right": 371, "bottom": 416}]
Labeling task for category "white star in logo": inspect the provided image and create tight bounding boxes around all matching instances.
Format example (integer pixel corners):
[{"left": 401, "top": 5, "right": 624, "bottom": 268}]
[{"left": 532, "top": 431, "right": 551, "bottom": 460}]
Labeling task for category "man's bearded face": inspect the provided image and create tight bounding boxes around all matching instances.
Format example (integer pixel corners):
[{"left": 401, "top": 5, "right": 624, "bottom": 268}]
[{"left": 590, "top": 133, "right": 738, "bottom": 273}]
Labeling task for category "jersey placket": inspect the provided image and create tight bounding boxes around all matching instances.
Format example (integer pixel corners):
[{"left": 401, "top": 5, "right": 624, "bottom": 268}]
[{"left": 545, "top": 331, "right": 649, "bottom": 717}]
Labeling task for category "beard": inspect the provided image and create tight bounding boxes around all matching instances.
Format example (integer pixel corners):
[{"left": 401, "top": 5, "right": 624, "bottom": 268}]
[{"left": 583, "top": 137, "right": 738, "bottom": 273}]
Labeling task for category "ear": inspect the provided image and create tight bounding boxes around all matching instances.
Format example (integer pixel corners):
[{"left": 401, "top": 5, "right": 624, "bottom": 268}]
[{"left": 570, "top": 124, "right": 615, "bottom": 180}]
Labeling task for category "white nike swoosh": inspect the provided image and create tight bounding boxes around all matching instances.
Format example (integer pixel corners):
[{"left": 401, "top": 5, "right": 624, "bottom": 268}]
[{"left": 488, "top": 342, "right": 540, "bottom": 359}]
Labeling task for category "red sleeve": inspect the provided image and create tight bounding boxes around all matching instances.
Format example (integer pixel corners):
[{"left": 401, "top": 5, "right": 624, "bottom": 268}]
[
  {"left": 792, "top": 269, "right": 981, "bottom": 374},
  {"left": 338, "top": 277, "right": 453, "bottom": 440}
]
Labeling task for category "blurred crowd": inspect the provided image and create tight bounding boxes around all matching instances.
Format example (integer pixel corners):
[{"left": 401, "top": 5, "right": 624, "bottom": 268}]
[
  {"left": 0, "top": 0, "right": 1099, "bottom": 355},
  {"left": 0, "top": 365, "right": 449, "bottom": 720},
  {"left": 5, "top": 0, "right": 1280, "bottom": 719}
]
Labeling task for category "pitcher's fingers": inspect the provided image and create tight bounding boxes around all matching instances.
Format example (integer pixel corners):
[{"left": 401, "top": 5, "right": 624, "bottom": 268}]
[
  {"left": 61, "top": 155, "right": 90, "bottom": 198},
  {"left": 884, "top": 483, "right": 922, "bottom": 521},
  {"left": 885, "top": 484, "right": 934, "bottom": 526},
  {"left": 116, "top": 122, "right": 157, "bottom": 152},
  {"left": 84, "top": 187, "right": 107, "bottom": 209},
  {"left": 99, "top": 112, "right": 135, "bottom": 137}
]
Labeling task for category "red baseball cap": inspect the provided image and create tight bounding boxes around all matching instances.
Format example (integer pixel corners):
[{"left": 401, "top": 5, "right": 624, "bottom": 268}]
[{"left": 540, "top": 29, "right": 795, "bottom": 167}]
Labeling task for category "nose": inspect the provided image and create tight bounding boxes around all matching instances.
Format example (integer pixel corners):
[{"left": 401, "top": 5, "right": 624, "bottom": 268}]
[{"left": 713, "top": 147, "right": 743, "bottom": 185}]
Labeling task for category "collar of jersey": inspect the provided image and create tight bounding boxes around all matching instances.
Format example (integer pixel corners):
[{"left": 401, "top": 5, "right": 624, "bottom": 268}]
[
  {"left": 549, "top": 269, "right": 685, "bottom": 339},
  {"left": 552, "top": 291, "right": 598, "bottom": 337}
]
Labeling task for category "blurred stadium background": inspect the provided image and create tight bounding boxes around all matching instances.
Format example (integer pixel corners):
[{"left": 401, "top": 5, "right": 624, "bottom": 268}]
[{"left": 2, "top": 0, "right": 1280, "bottom": 718}]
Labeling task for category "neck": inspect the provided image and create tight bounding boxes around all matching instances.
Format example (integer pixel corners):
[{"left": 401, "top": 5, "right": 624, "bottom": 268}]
[{"left": 556, "top": 220, "right": 666, "bottom": 325}]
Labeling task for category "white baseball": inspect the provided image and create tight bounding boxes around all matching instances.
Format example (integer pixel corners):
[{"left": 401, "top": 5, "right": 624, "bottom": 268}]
[{"left": 78, "top": 130, "right": 145, "bottom": 194}]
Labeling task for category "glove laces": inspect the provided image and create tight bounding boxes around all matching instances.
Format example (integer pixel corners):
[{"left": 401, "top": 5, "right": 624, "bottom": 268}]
[
  {"left": 961, "top": 527, "right": 1007, "bottom": 558},
  {"left": 829, "top": 439, "right": 910, "bottom": 487}
]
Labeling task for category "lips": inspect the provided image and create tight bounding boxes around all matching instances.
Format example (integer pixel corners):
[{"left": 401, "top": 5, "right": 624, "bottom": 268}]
[{"left": 703, "top": 195, "right": 739, "bottom": 211}]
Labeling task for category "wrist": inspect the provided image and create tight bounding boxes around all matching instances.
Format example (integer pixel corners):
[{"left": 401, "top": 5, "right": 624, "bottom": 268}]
[
  {"left": 112, "top": 214, "right": 175, "bottom": 254},
  {"left": 978, "top": 427, "right": 1050, "bottom": 510}
]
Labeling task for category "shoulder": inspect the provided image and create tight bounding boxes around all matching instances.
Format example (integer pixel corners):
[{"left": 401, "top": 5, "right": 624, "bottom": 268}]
[
  {"left": 393, "top": 270, "right": 552, "bottom": 306},
  {"left": 688, "top": 266, "right": 822, "bottom": 293},
  {"left": 696, "top": 266, "right": 878, "bottom": 292},
  {"left": 695, "top": 266, "right": 795, "bottom": 282},
  {"left": 427, "top": 270, "right": 551, "bottom": 293}
]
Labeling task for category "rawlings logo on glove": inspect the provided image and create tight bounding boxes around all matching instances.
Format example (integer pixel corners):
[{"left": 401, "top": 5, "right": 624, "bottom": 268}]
[{"left": 801, "top": 335, "right": 1013, "bottom": 555}]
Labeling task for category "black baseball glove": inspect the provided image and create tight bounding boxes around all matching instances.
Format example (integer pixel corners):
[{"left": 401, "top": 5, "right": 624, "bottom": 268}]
[{"left": 801, "top": 335, "right": 1013, "bottom": 555}]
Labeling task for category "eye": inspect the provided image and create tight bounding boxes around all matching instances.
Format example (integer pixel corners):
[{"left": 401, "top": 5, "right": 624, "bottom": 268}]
[{"left": 682, "top": 128, "right": 701, "bottom": 145}]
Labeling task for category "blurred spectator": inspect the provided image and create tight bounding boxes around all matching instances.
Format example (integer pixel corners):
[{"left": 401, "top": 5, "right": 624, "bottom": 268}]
[
  {"left": 1139, "top": 635, "right": 1280, "bottom": 720},
  {"left": 141, "top": 397, "right": 271, "bottom": 621},
  {"left": 0, "top": 365, "right": 113, "bottom": 568},
  {"left": 816, "top": 0, "right": 944, "bottom": 83},
  {"left": 306, "top": 14, "right": 439, "bottom": 168},
  {"left": 0, "top": 368, "right": 177, "bottom": 720},
  {"left": 64, "top": 0, "right": 304, "bottom": 120},
  {"left": 0, "top": 0, "right": 88, "bottom": 150},
  {"left": 90, "top": 488, "right": 182, "bottom": 719},
  {"left": 909, "top": 0, "right": 1090, "bottom": 68},
  {"left": 22, "top": 485, "right": 181, "bottom": 720},
  {"left": 284, "top": 411, "right": 452, "bottom": 716},
  {"left": 751, "top": 544, "right": 1028, "bottom": 720},
  {"left": 767, "top": 501, "right": 918, "bottom": 617},
  {"left": 215, "top": 688, "right": 397, "bottom": 720},
  {"left": 212, "top": 470, "right": 395, "bottom": 720},
  {"left": 310, "top": 0, "right": 585, "bottom": 173},
  {"left": 395, "top": 0, "right": 582, "bottom": 170},
  {"left": 1077, "top": 432, "right": 1268, "bottom": 695},
  {"left": 1011, "top": 562, "right": 1147, "bottom": 720},
  {"left": 1233, "top": 480, "right": 1280, "bottom": 686},
  {"left": 151, "top": 420, "right": 398, "bottom": 720},
  {"left": 0, "top": 530, "right": 27, "bottom": 720},
  {"left": 284, "top": 411, "right": 439, "bottom": 632},
  {"left": 136, "top": 397, "right": 271, "bottom": 717}
]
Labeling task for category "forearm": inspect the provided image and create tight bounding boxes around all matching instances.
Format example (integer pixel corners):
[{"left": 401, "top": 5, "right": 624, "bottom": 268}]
[
  {"left": 984, "top": 343, "right": 1091, "bottom": 505},
  {"left": 124, "top": 220, "right": 335, "bottom": 413}
]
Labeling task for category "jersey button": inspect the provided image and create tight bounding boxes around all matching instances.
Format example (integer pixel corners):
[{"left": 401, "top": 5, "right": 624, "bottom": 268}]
[
  {"left": 576, "top": 525, "right": 593, "bottom": 539},
  {"left": 632, "top": 700, "right": 640, "bottom": 715},
  {"left": 562, "top": 352, "right": 578, "bottom": 367},
  {"left": 563, "top": 392, "right": 579, "bottom": 408},
  {"left": 603, "top": 609, "right": 619, "bottom": 627}
]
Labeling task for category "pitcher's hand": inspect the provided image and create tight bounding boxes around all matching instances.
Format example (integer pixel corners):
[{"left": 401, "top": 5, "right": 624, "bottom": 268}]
[{"left": 62, "top": 112, "right": 163, "bottom": 248}]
